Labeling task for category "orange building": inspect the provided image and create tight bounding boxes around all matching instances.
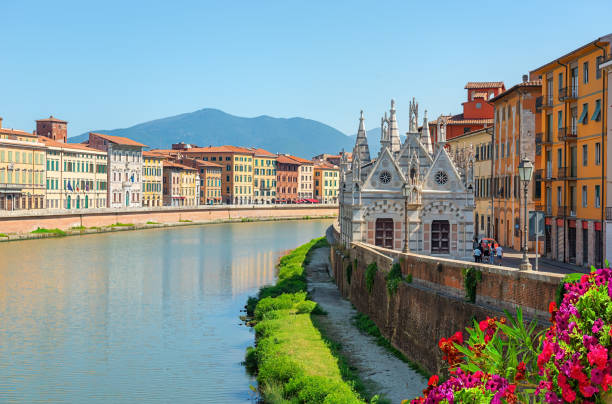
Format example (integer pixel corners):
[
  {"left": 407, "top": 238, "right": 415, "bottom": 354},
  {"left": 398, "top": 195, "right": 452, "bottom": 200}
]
[
  {"left": 489, "top": 77, "right": 542, "bottom": 253},
  {"left": 530, "top": 34, "right": 611, "bottom": 267},
  {"left": 430, "top": 82, "right": 504, "bottom": 143}
]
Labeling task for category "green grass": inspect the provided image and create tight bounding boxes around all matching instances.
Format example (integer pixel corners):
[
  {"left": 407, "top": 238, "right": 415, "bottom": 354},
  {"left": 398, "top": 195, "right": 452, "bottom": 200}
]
[
  {"left": 71, "top": 225, "right": 86, "bottom": 230},
  {"left": 31, "top": 227, "right": 67, "bottom": 236},
  {"left": 245, "top": 237, "right": 365, "bottom": 403},
  {"left": 241, "top": 217, "right": 254, "bottom": 222},
  {"left": 352, "top": 312, "right": 430, "bottom": 379},
  {"left": 178, "top": 219, "right": 192, "bottom": 223},
  {"left": 89, "top": 226, "right": 101, "bottom": 230},
  {"left": 0, "top": 233, "right": 8, "bottom": 238},
  {"left": 146, "top": 221, "right": 159, "bottom": 225},
  {"left": 109, "top": 222, "right": 134, "bottom": 227}
]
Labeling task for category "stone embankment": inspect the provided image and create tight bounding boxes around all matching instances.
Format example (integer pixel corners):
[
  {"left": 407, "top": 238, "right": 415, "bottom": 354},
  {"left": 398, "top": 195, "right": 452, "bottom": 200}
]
[
  {"left": 329, "top": 225, "right": 565, "bottom": 375},
  {"left": 0, "top": 204, "right": 337, "bottom": 241}
]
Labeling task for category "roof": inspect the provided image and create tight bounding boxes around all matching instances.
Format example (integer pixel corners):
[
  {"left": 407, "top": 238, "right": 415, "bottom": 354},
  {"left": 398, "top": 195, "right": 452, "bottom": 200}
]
[
  {"left": 142, "top": 150, "right": 167, "bottom": 159},
  {"left": 38, "top": 136, "right": 105, "bottom": 153},
  {"left": 428, "top": 114, "right": 494, "bottom": 126},
  {"left": 488, "top": 80, "right": 542, "bottom": 103},
  {"left": 89, "top": 132, "right": 147, "bottom": 147},
  {"left": 182, "top": 145, "right": 254, "bottom": 154},
  {"left": 0, "top": 127, "right": 37, "bottom": 137},
  {"left": 163, "top": 161, "right": 196, "bottom": 170},
  {"left": 465, "top": 82, "right": 505, "bottom": 89},
  {"left": 314, "top": 161, "right": 339, "bottom": 170},
  {"left": 288, "top": 155, "right": 313, "bottom": 164},
  {"left": 445, "top": 127, "right": 493, "bottom": 142},
  {"left": 36, "top": 115, "right": 67, "bottom": 123},
  {"left": 530, "top": 34, "right": 612, "bottom": 74},
  {"left": 247, "top": 147, "right": 276, "bottom": 157},
  {"left": 187, "top": 159, "right": 223, "bottom": 168},
  {"left": 277, "top": 155, "right": 302, "bottom": 165}
]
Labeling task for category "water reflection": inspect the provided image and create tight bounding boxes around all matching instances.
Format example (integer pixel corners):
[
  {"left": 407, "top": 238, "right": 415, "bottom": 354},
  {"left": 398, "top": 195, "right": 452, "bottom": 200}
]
[{"left": 0, "top": 219, "right": 332, "bottom": 403}]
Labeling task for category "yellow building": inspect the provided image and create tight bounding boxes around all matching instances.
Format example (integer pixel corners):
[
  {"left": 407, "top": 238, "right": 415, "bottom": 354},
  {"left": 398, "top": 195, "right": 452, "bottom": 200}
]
[
  {"left": 0, "top": 120, "right": 46, "bottom": 211},
  {"left": 314, "top": 162, "right": 339, "bottom": 204},
  {"left": 249, "top": 148, "right": 277, "bottom": 204},
  {"left": 142, "top": 151, "right": 163, "bottom": 207},
  {"left": 39, "top": 137, "right": 108, "bottom": 210},
  {"left": 446, "top": 127, "right": 494, "bottom": 239},
  {"left": 180, "top": 166, "right": 199, "bottom": 206},
  {"left": 180, "top": 146, "right": 254, "bottom": 204},
  {"left": 530, "top": 34, "right": 611, "bottom": 267}
]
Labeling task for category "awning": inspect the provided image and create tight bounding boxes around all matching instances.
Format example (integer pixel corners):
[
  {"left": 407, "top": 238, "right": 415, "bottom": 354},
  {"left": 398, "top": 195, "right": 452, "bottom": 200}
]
[
  {"left": 578, "top": 105, "right": 588, "bottom": 124},
  {"left": 591, "top": 100, "right": 601, "bottom": 121}
]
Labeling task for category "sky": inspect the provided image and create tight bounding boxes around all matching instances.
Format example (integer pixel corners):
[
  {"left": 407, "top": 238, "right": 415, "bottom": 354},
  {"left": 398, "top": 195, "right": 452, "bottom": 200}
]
[{"left": 1, "top": 0, "right": 612, "bottom": 138}]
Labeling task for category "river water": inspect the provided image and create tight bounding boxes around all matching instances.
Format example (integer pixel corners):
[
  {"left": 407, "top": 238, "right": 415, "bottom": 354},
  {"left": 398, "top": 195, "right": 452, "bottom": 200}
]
[{"left": 0, "top": 219, "right": 333, "bottom": 403}]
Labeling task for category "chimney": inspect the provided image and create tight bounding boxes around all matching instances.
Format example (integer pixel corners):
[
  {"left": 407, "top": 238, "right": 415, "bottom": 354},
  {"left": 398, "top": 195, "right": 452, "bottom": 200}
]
[
  {"left": 522, "top": 74, "right": 528, "bottom": 83},
  {"left": 0, "top": 117, "right": 2, "bottom": 128}
]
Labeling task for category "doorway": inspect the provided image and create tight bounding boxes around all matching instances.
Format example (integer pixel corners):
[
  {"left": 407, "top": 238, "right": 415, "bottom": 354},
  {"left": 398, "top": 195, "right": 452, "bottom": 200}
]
[
  {"left": 431, "top": 220, "right": 450, "bottom": 254},
  {"left": 375, "top": 218, "right": 394, "bottom": 249}
]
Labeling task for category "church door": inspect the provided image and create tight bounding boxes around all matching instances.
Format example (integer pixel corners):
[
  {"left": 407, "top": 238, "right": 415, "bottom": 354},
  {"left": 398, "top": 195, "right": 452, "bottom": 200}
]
[
  {"left": 375, "top": 218, "right": 394, "bottom": 249},
  {"left": 431, "top": 220, "right": 450, "bottom": 254}
]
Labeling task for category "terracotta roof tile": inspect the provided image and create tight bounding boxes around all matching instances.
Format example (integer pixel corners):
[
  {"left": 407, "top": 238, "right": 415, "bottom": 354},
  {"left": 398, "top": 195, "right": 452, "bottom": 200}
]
[
  {"left": 428, "top": 114, "right": 494, "bottom": 126},
  {"left": 142, "top": 150, "right": 167, "bottom": 159},
  {"left": 0, "top": 128, "right": 37, "bottom": 137},
  {"left": 489, "top": 80, "right": 542, "bottom": 103},
  {"left": 247, "top": 147, "right": 277, "bottom": 157},
  {"left": 39, "top": 136, "right": 105, "bottom": 152},
  {"left": 183, "top": 145, "right": 254, "bottom": 154},
  {"left": 36, "top": 115, "right": 67, "bottom": 123},
  {"left": 163, "top": 161, "right": 196, "bottom": 170},
  {"left": 465, "top": 82, "right": 505, "bottom": 89},
  {"left": 90, "top": 132, "right": 147, "bottom": 147}
]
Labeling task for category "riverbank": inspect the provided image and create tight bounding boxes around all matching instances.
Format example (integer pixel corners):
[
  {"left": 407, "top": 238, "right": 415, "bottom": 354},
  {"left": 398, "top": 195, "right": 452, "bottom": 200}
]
[
  {"left": 0, "top": 205, "right": 337, "bottom": 242},
  {"left": 244, "top": 238, "right": 366, "bottom": 403},
  {"left": 305, "top": 245, "right": 427, "bottom": 403}
]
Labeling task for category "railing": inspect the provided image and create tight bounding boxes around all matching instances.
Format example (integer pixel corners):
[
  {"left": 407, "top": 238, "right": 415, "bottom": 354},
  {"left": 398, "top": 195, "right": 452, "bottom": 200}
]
[
  {"left": 535, "top": 169, "right": 544, "bottom": 178},
  {"left": 558, "top": 127, "right": 566, "bottom": 139},
  {"left": 536, "top": 96, "right": 543, "bottom": 112},
  {"left": 536, "top": 132, "right": 553, "bottom": 146},
  {"left": 557, "top": 166, "right": 567, "bottom": 179},
  {"left": 545, "top": 165, "right": 554, "bottom": 180},
  {"left": 546, "top": 205, "right": 552, "bottom": 215},
  {"left": 557, "top": 205, "right": 577, "bottom": 217},
  {"left": 559, "top": 86, "right": 578, "bottom": 101},
  {"left": 542, "top": 95, "right": 554, "bottom": 108},
  {"left": 606, "top": 207, "right": 612, "bottom": 221}
]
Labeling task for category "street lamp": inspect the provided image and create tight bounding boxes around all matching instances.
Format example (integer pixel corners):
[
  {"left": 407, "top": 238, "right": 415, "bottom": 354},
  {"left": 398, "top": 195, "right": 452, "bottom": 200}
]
[
  {"left": 518, "top": 157, "right": 534, "bottom": 271},
  {"left": 402, "top": 184, "right": 410, "bottom": 253}
]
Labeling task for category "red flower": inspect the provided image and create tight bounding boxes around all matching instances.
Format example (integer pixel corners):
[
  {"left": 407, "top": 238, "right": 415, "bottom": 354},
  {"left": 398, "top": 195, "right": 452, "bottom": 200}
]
[
  {"left": 587, "top": 346, "right": 608, "bottom": 370},
  {"left": 428, "top": 375, "right": 439, "bottom": 387},
  {"left": 514, "top": 362, "right": 526, "bottom": 381}
]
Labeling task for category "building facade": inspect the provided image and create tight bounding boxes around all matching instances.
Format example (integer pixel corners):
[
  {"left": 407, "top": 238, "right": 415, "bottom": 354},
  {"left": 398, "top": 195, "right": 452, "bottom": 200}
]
[
  {"left": 601, "top": 54, "right": 612, "bottom": 264},
  {"left": 340, "top": 100, "right": 474, "bottom": 258},
  {"left": 0, "top": 121, "right": 46, "bottom": 211},
  {"left": 178, "top": 158, "right": 222, "bottom": 205},
  {"left": 88, "top": 133, "right": 146, "bottom": 208},
  {"left": 429, "top": 83, "right": 504, "bottom": 144},
  {"left": 142, "top": 151, "right": 163, "bottom": 207},
  {"left": 40, "top": 137, "right": 108, "bottom": 210},
  {"left": 314, "top": 162, "right": 339, "bottom": 203},
  {"left": 446, "top": 127, "right": 493, "bottom": 239},
  {"left": 180, "top": 167, "right": 199, "bottom": 207},
  {"left": 276, "top": 155, "right": 300, "bottom": 203},
  {"left": 490, "top": 78, "right": 542, "bottom": 253},
  {"left": 249, "top": 148, "right": 277, "bottom": 204},
  {"left": 180, "top": 146, "right": 254, "bottom": 204},
  {"left": 531, "top": 35, "right": 611, "bottom": 267}
]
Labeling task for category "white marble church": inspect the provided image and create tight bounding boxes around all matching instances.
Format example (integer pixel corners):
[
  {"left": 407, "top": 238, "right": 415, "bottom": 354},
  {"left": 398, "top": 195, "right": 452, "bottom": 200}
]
[{"left": 339, "top": 99, "right": 475, "bottom": 259}]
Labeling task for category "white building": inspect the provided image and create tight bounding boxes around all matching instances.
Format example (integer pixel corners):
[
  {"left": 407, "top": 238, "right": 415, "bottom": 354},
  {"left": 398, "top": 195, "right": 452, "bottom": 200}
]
[
  {"left": 87, "top": 133, "right": 145, "bottom": 208},
  {"left": 339, "top": 99, "right": 475, "bottom": 258}
]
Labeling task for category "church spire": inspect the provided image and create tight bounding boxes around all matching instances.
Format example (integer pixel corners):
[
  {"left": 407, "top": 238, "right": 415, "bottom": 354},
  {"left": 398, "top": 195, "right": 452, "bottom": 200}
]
[
  {"left": 420, "top": 110, "right": 433, "bottom": 155},
  {"left": 353, "top": 110, "right": 371, "bottom": 163},
  {"left": 388, "top": 99, "right": 401, "bottom": 153}
]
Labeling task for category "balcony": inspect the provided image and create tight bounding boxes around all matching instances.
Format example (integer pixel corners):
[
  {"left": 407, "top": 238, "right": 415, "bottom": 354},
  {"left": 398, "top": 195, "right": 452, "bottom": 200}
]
[
  {"left": 535, "top": 169, "right": 543, "bottom": 178},
  {"left": 535, "top": 96, "right": 543, "bottom": 112},
  {"left": 536, "top": 132, "right": 553, "bottom": 146},
  {"left": 557, "top": 205, "right": 577, "bottom": 217},
  {"left": 558, "top": 166, "right": 577, "bottom": 181},
  {"left": 544, "top": 166, "right": 554, "bottom": 181},
  {"left": 607, "top": 207, "right": 612, "bottom": 221},
  {"left": 542, "top": 95, "right": 554, "bottom": 109},
  {"left": 559, "top": 86, "right": 578, "bottom": 102},
  {"left": 558, "top": 126, "right": 577, "bottom": 142}
]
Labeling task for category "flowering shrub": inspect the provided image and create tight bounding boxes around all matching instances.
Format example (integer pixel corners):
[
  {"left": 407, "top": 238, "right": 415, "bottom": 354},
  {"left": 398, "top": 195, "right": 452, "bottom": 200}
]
[
  {"left": 407, "top": 266, "right": 612, "bottom": 403},
  {"left": 536, "top": 268, "right": 612, "bottom": 402}
]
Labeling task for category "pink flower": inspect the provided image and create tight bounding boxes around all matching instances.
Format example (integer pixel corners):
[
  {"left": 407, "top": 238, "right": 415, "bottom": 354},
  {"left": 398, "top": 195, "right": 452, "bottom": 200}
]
[{"left": 587, "top": 346, "right": 608, "bottom": 370}]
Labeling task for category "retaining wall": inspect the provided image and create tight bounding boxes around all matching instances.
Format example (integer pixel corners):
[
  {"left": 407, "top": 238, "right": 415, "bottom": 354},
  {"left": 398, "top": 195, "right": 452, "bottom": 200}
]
[
  {"left": 0, "top": 205, "right": 338, "bottom": 235},
  {"left": 329, "top": 229, "right": 564, "bottom": 374}
]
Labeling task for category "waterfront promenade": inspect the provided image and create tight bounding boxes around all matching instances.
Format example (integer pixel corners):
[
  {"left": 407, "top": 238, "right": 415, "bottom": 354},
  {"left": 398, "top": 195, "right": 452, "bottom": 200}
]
[{"left": 0, "top": 203, "right": 338, "bottom": 239}]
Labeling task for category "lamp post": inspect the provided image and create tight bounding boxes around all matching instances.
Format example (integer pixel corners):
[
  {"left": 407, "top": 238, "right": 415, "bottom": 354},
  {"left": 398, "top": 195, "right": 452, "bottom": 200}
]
[
  {"left": 402, "top": 184, "right": 410, "bottom": 253},
  {"left": 518, "top": 157, "right": 534, "bottom": 271}
]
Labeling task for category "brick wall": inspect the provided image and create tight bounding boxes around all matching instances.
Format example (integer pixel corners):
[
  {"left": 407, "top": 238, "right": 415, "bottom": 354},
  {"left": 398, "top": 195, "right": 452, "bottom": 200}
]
[{"left": 330, "top": 233, "right": 564, "bottom": 374}]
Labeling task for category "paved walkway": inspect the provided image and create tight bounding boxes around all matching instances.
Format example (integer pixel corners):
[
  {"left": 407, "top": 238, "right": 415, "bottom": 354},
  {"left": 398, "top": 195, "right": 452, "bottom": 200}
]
[
  {"left": 466, "top": 248, "right": 590, "bottom": 275},
  {"left": 305, "top": 246, "right": 426, "bottom": 403}
]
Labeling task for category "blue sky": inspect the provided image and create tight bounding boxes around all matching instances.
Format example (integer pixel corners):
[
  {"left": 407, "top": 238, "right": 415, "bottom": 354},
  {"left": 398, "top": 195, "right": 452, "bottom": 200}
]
[{"left": 1, "top": 1, "right": 611, "bottom": 138}]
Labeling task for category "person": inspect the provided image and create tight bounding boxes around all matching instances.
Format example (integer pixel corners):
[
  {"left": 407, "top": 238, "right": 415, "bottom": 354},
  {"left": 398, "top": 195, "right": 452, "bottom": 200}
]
[
  {"left": 473, "top": 246, "right": 481, "bottom": 263},
  {"left": 472, "top": 236, "right": 479, "bottom": 251},
  {"left": 495, "top": 244, "right": 503, "bottom": 266},
  {"left": 483, "top": 243, "right": 490, "bottom": 264}
]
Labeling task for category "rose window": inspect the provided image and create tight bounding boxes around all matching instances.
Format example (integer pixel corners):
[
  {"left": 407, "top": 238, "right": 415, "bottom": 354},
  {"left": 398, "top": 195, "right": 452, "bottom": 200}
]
[
  {"left": 379, "top": 170, "right": 392, "bottom": 184},
  {"left": 434, "top": 171, "right": 448, "bottom": 185}
]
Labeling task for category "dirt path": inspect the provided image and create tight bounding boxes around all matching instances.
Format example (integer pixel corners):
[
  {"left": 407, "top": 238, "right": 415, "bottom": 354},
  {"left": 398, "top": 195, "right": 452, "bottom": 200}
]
[{"left": 306, "top": 245, "right": 426, "bottom": 403}]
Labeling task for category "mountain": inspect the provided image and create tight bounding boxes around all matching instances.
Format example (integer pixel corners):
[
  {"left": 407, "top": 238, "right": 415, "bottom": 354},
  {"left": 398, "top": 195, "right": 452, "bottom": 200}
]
[{"left": 70, "top": 108, "right": 355, "bottom": 159}]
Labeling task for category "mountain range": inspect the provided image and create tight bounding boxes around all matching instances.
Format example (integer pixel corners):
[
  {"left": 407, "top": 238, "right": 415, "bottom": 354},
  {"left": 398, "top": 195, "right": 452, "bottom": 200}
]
[{"left": 70, "top": 108, "right": 377, "bottom": 159}]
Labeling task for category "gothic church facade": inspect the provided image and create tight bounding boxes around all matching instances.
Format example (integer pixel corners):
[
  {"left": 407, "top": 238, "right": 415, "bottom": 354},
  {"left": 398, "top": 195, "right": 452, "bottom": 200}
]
[{"left": 339, "top": 100, "right": 475, "bottom": 259}]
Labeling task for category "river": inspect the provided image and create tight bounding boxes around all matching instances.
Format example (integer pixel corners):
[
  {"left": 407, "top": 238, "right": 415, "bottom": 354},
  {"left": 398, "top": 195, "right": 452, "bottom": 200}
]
[{"left": 0, "top": 219, "right": 333, "bottom": 403}]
